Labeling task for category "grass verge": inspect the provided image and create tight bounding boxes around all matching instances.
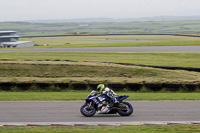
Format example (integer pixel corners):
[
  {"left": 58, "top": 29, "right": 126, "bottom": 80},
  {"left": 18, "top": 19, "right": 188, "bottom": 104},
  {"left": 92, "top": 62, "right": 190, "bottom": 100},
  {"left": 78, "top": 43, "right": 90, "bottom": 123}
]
[
  {"left": 0, "top": 61, "right": 199, "bottom": 84},
  {"left": 0, "top": 125, "right": 200, "bottom": 133},
  {"left": 0, "top": 52, "right": 200, "bottom": 68},
  {"left": 0, "top": 91, "right": 199, "bottom": 101},
  {"left": 23, "top": 35, "right": 200, "bottom": 47}
]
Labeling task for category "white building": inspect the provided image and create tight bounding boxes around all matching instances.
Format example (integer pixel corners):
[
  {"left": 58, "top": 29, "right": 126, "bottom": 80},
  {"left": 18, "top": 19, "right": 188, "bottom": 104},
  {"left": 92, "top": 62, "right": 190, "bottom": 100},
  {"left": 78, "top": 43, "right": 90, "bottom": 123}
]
[{"left": 0, "top": 31, "right": 35, "bottom": 48}]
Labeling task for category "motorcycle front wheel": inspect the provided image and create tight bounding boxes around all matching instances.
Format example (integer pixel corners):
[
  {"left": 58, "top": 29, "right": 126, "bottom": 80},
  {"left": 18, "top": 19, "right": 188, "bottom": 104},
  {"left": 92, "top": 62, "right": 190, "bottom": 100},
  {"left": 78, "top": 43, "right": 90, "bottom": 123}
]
[
  {"left": 80, "top": 104, "right": 96, "bottom": 117},
  {"left": 117, "top": 102, "right": 133, "bottom": 116}
]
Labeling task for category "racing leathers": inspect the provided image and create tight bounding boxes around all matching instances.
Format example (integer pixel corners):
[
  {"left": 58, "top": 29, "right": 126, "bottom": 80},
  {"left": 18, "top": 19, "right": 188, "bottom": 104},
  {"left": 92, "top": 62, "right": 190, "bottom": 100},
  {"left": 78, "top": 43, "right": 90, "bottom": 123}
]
[
  {"left": 102, "top": 87, "right": 118, "bottom": 103},
  {"left": 91, "top": 87, "right": 119, "bottom": 103},
  {"left": 91, "top": 87, "right": 118, "bottom": 113}
]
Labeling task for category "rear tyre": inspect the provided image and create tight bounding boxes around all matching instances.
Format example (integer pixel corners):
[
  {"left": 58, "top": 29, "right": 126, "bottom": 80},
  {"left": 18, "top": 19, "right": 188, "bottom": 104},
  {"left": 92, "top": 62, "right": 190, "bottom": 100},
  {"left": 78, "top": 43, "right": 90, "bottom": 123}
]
[
  {"left": 117, "top": 102, "right": 133, "bottom": 116},
  {"left": 80, "top": 104, "right": 96, "bottom": 117}
]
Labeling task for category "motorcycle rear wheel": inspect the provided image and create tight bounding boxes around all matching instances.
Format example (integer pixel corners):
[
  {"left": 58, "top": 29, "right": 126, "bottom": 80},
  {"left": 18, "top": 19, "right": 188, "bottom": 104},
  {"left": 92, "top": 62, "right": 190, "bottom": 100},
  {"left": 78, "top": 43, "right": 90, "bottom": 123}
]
[
  {"left": 80, "top": 104, "right": 96, "bottom": 117},
  {"left": 117, "top": 102, "right": 133, "bottom": 116}
]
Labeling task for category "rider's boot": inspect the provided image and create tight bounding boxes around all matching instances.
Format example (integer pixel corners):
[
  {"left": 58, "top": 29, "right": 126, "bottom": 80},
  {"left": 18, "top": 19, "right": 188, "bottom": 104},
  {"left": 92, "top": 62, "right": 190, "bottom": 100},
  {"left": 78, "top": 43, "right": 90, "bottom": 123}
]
[{"left": 97, "top": 103, "right": 103, "bottom": 113}]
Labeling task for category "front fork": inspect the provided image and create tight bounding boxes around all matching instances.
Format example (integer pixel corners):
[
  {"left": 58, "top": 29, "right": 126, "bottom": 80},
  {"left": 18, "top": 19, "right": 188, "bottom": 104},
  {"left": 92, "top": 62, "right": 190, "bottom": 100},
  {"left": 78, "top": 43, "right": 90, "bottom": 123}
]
[{"left": 87, "top": 101, "right": 93, "bottom": 109}]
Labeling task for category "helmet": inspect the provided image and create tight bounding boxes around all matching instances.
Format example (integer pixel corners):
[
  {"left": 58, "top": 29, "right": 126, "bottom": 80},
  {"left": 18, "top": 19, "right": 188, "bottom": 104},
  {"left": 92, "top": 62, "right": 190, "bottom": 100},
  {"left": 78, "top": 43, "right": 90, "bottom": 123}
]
[{"left": 97, "top": 84, "right": 105, "bottom": 92}]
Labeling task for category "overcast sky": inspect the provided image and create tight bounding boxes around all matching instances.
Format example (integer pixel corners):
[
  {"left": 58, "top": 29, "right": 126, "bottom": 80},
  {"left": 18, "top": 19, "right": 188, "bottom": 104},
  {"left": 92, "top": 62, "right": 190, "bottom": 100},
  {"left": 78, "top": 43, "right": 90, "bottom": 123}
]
[{"left": 0, "top": 0, "right": 200, "bottom": 22}]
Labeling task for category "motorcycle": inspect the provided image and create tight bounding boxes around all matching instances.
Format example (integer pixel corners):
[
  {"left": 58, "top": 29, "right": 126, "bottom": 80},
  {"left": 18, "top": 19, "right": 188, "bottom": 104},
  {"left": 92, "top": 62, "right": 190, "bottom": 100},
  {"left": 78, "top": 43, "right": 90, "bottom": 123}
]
[{"left": 80, "top": 90, "right": 133, "bottom": 117}]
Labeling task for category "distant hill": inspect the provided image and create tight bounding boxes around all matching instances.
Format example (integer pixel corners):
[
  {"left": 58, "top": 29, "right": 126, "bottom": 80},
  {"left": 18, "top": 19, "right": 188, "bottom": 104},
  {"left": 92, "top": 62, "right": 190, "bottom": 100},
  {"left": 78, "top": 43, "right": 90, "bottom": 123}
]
[
  {"left": 1, "top": 20, "right": 200, "bottom": 35},
  {"left": 25, "top": 16, "right": 200, "bottom": 23}
]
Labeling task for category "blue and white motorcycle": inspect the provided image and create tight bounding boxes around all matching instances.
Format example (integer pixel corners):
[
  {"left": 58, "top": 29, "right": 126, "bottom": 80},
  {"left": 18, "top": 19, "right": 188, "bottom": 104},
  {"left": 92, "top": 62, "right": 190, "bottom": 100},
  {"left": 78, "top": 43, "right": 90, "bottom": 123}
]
[{"left": 80, "top": 90, "right": 133, "bottom": 117}]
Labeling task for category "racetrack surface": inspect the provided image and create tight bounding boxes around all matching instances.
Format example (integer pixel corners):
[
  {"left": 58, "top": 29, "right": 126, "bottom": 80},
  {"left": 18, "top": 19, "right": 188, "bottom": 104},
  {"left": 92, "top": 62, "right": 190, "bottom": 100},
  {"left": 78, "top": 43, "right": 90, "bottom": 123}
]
[
  {"left": 0, "top": 46, "right": 200, "bottom": 53},
  {"left": 0, "top": 101, "right": 199, "bottom": 122}
]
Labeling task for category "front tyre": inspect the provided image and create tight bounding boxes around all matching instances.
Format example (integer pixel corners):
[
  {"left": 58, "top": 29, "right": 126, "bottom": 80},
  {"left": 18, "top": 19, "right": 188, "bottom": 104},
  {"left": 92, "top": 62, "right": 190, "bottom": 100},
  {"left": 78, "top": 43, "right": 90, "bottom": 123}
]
[
  {"left": 80, "top": 104, "right": 96, "bottom": 117},
  {"left": 117, "top": 102, "right": 133, "bottom": 116}
]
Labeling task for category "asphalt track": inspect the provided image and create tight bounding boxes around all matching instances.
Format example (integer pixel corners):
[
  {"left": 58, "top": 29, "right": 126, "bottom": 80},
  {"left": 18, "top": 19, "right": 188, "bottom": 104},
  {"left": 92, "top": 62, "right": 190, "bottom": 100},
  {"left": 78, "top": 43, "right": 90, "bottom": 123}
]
[
  {"left": 0, "top": 46, "right": 200, "bottom": 53},
  {"left": 0, "top": 101, "right": 200, "bottom": 123}
]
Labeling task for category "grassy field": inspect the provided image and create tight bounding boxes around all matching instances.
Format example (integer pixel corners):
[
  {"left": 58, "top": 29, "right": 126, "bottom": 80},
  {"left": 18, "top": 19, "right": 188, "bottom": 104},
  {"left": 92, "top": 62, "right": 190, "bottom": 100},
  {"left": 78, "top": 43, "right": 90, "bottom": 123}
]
[
  {"left": 22, "top": 35, "right": 200, "bottom": 47},
  {"left": 0, "top": 125, "right": 200, "bottom": 133},
  {"left": 38, "top": 34, "right": 200, "bottom": 41},
  {"left": 0, "top": 91, "right": 199, "bottom": 101},
  {"left": 0, "top": 52, "right": 200, "bottom": 68},
  {"left": 0, "top": 60, "right": 199, "bottom": 84}
]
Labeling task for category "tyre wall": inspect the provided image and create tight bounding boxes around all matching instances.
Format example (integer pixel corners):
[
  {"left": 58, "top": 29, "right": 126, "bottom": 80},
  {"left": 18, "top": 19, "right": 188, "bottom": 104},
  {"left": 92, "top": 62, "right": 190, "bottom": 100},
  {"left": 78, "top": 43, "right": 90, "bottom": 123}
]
[{"left": 0, "top": 82, "right": 199, "bottom": 92}]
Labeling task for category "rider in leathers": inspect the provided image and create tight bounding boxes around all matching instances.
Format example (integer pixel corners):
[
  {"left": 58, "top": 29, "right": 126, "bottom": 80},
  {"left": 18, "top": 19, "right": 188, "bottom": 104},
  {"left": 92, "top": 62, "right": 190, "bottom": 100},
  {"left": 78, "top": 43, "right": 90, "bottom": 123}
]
[{"left": 91, "top": 84, "right": 119, "bottom": 113}]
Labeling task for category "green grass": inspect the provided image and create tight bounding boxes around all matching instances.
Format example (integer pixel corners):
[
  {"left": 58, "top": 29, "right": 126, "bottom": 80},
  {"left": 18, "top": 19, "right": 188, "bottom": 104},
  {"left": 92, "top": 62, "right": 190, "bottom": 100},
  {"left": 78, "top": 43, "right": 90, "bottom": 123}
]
[
  {"left": 24, "top": 40, "right": 200, "bottom": 48},
  {"left": 0, "top": 62, "right": 191, "bottom": 78},
  {"left": 0, "top": 60, "right": 199, "bottom": 84},
  {"left": 27, "top": 34, "right": 200, "bottom": 41},
  {"left": 21, "top": 35, "right": 200, "bottom": 47},
  {"left": 0, "top": 52, "right": 200, "bottom": 68},
  {"left": 0, "top": 52, "right": 200, "bottom": 84},
  {"left": 0, "top": 125, "right": 200, "bottom": 133},
  {"left": 0, "top": 91, "right": 199, "bottom": 101}
]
